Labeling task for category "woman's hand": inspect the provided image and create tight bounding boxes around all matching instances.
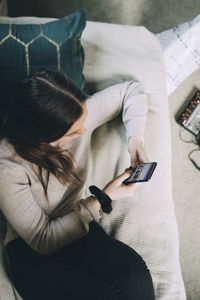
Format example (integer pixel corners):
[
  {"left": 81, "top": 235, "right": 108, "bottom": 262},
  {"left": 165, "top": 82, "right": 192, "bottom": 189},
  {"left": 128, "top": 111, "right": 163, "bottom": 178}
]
[
  {"left": 100, "top": 137, "right": 150, "bottom": 201},
  {"left": 102, "top": 169, "right": 139, "bottom": 200},
  {"left": 127, "top": 136, "right": 150, "bottom": 167}
]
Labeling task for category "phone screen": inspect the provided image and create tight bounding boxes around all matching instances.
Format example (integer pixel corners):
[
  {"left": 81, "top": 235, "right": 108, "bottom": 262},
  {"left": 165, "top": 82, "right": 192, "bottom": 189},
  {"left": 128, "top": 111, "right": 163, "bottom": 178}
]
[{"left": 123, "top": 162, "right": 157, "bottom": 184}]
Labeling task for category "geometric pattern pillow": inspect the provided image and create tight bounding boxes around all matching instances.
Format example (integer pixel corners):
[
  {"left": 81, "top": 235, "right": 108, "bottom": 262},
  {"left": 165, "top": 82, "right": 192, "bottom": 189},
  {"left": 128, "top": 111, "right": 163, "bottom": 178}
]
[{"left": 0, "top": 9, "right": 86, "bottom": 90}]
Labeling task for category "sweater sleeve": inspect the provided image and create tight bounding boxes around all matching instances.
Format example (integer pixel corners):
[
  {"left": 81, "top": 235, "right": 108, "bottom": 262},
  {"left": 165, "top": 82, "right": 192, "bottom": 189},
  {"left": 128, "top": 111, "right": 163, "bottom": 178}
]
[
  {"left": 85, "top": 80, "right": 148, "bottom": 144},
  {"left": 0, "top": 164, "right": 101, "bottom": 256}
]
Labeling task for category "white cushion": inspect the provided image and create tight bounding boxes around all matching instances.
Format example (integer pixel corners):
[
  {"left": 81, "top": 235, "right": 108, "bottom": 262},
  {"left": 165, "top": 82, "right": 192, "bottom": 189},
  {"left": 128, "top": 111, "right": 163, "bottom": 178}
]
[{"left": 0, "top": 16, "right": 186, "bottom": 300}]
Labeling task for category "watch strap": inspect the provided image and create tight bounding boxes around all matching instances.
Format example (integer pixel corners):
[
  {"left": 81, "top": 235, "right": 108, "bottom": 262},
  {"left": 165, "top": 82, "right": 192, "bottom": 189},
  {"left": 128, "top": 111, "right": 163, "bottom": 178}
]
[{"left": 89, "top": 185, "right": 112, "bottom": 214}]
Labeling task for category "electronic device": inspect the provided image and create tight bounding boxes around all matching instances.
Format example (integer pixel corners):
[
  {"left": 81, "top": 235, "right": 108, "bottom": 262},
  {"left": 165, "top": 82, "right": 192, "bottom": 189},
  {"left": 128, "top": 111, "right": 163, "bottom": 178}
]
[
  {"left": 122, "top": 162, "right": 157, "bottom": 184},
  {"left": 176, "top": 90, "right": 200, "bottom": 137}
]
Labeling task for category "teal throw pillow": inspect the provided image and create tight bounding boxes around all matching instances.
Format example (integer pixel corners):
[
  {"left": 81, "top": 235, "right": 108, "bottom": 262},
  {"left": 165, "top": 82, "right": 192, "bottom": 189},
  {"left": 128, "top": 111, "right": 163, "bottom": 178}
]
[{"left": 0, "top": 9, "right": 86, "bottom": 89}]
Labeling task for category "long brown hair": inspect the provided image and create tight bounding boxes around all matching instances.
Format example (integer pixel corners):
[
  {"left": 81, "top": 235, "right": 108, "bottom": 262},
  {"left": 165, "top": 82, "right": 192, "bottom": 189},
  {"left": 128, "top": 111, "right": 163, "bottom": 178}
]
[{"left": 0, "top": 69, "right": 89, "bottom": 201}]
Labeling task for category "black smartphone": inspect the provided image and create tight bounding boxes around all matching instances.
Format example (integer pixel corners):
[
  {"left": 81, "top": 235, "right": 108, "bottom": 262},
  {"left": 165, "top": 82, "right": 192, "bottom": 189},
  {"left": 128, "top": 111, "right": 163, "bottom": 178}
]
[{"left": 122, "top": 162, "right": 157, "bottom": 185}]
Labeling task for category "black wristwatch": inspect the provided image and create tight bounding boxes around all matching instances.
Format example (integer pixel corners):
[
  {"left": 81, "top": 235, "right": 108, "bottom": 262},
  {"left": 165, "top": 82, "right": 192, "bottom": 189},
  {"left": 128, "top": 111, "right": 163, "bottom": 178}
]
[{"left": 89, "top": 185, "right": 113, "bottom": 214}]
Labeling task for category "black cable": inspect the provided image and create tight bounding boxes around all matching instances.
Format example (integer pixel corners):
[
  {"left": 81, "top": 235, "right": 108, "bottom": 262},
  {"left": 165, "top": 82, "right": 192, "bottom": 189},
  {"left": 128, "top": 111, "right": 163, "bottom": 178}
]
[
  {"left": 179, "top": 127, "right": 200, "bottom": 170},
  {"left": 179, "top": 127, "right": 198, "bottom": 144},
  {"left": 188, "top": 148, "right": 200, "bottom": 171}
]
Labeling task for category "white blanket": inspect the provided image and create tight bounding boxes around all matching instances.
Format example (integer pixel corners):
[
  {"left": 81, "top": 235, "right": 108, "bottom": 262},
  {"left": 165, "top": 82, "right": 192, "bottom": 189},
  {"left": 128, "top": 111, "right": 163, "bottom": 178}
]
[
  {"left": 82, "top": 21, "right": 186, "bottom": 300},
  {"left": 0, "top": 16, "right": 186, "bottom": 300}
]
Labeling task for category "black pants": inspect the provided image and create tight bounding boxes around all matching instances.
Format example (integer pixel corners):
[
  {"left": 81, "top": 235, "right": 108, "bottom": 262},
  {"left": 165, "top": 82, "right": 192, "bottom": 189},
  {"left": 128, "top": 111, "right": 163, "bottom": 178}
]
[{"left": 6, "top": 221, "right": 155, "bottom": 300}]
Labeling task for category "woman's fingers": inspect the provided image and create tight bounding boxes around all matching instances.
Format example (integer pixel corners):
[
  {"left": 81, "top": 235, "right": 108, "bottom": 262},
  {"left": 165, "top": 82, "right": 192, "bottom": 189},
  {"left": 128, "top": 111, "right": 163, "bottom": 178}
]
[
  {"left": 139, "top": 147, "right": 150, "bottom": 163},
  {"left": 116, "top": 170, "right": 132, "bottom": 183}
]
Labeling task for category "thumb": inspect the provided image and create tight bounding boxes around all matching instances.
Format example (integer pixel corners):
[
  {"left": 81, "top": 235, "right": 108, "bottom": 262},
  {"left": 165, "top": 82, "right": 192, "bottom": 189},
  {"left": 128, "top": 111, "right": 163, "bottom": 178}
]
[
  {"left": 138, "top": 145, "right": 150, "bottom": 163},
  {"left": 116, "top": 170, "right": 132, "bottom": 181}
]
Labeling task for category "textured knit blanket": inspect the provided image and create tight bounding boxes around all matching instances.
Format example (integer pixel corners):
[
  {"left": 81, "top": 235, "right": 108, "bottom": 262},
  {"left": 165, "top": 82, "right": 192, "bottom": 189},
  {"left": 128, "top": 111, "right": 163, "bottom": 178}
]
[{"left": 82, "top": 21, "right": 187, "bottom": 300}]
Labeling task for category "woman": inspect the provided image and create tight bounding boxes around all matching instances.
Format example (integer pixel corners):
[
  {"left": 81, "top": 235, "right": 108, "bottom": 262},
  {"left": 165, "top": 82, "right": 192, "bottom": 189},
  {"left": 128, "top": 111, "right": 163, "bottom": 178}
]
[{"left": 0, "top": 68, "right": 154, "bottom": 299}]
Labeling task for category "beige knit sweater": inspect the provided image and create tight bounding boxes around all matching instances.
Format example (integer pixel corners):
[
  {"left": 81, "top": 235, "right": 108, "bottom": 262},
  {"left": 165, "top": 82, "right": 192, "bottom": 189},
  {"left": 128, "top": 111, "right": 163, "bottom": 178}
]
[{"left": 0, "top": 80, "right": 147, "bottom": 255}]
